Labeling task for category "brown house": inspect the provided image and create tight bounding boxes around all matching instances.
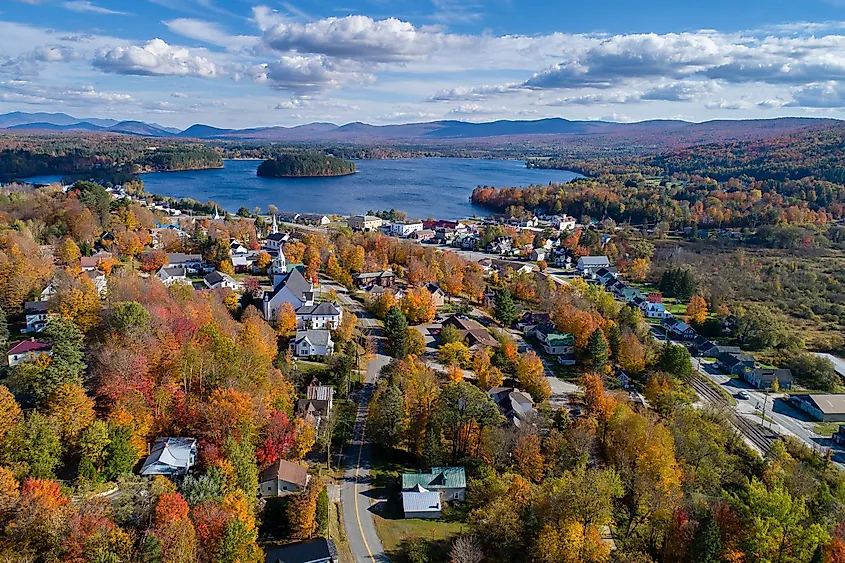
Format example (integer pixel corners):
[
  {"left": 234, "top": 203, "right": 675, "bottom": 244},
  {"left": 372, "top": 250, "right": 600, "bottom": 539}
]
[
  {"left": 259, "top": 459, "right": 310, "bottom": 497},
  {"left": 352, "top": 270, "right": 396, "bottom": 289},
  {"left": 442, "top": 315, "right": 499, "bottom": 348},
  {"left": 425, "top": 282, "right": 446, "bottom": 308}
]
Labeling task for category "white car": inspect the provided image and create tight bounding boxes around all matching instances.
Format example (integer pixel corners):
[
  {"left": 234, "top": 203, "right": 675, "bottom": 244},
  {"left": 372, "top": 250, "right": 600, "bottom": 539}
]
[{"left": 737, "top": 391, "right": 750, "bottom": 400}]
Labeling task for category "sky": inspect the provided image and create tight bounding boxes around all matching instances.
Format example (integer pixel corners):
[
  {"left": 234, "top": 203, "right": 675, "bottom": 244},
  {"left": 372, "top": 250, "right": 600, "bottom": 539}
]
[{"left": 4, "top": 0, "right": 845, "bottom": 129}]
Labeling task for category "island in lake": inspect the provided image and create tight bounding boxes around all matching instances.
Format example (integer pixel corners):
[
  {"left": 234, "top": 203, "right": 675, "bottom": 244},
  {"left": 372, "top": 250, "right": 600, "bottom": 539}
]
[{"left": 256, "top": 153, "right": 356, "bottom": 178}]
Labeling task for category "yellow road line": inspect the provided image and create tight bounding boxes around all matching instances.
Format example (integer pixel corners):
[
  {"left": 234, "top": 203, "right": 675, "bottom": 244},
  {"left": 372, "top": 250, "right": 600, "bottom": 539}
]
[{"left": 353, "top": 402, "right": 375, "bottom": 561}]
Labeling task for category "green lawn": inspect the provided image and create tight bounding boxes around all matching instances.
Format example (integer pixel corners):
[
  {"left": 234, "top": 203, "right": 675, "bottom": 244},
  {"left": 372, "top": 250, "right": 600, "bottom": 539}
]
[
  {"left": 373, "top": 514, "right": 465, "bottom": 558},
  {"left": 814, "top": 422, "right": 842, "bottom": 436}
]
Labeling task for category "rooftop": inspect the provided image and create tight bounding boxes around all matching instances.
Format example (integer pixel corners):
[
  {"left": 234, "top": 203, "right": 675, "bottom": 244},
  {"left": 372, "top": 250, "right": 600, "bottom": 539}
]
[
  {"left": 140, "top": 437, "right": 196, "bottom": 476},
  {"left": 259, "top": 459, "right": 309, "bottom": 488},
  {"left": 7, "top": 339, "right": 52, "bottom": 355},
  {"left": 402, "top": 488, "right": 442, "bottom": 513},
  {"left": 402, "top": 467, "right": 466, "bottom": 490},
  {"left": 294, "top": 329, "right": 332, "bottom": 347},
  {"left": 264, "top": 538, "right": 338, "bottom": 563}
]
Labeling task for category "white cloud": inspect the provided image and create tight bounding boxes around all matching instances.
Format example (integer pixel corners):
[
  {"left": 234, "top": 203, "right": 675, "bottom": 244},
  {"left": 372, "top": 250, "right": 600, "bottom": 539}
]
[
  {"left": 641, "top": 81, "right": 718, "bottom": 101},
  {"left": 261, "top": 15, "right": 469, "bottom": 63},
  {"left": 94, "top": 39, "right": 219, "bottom": 77},
  {"left": 274, "top": 97, "right": 359, "bottom": 111},
  {"left": 787, "top": 81, "right": 845, "bottom": 107},
  {"left": 254, "top": 55, "right": 374, "bottom": 94},
  {"left": 376, "top": 110, "right": 437, "bottom": 121},
  {"left": 62, "top": 1, "right": 130, "bottom": 15},
  {"left": 428, "top": 84, "right": 521, "bottom": 102},
  {"left": 446, "top": 103, "right": 506, "bottom": 116},
  {"left": 599, "top": 113, "right": 633, "bottom": 122},
  {"left": 0, "top": 80, "right": 136, "bottom": 106},
  {"left": 704, "top": 98, "right": 756, "bottom": 110},
  {"left": 164, "top": 19, "right": 259, "bottom": 52}
]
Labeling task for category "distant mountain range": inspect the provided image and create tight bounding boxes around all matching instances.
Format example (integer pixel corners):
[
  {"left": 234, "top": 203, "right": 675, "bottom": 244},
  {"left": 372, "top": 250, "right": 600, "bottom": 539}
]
[{"left": 0, "top": 111, "right": 840, "bottom": 152}]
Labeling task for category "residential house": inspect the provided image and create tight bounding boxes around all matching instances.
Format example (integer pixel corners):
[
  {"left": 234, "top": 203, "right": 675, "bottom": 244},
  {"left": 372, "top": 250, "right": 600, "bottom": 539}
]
[
  {"left": 230, "top": 240, "right": 248, "bottom": 255},
  {"left": 140, "top": 437, "right": 197, "bottom": 478},
  {"left": 746, "top": 368, "right": 793, "bottom": 390},
  {"left": 264, "top": 539, "right": 339, "bottom": 563},
  {"left": 554, "top": 252, "right": 572, "bottom": 268},
  {"left": 442, "top": 315, "right": 499, "bottom": 348},
  {"left": 389, "top": 221, "right": 424, "bottom": 237},
  {"left": 262, "top": 268, "right": 313, "bottom": 321},
  {"left": 24, "top": 300, "right": 50, "bottom": 333},
  {"left": 296, "top": 302, "right": 343, "bottom": 330},
  {"left": 86, "top": 269, "right": 108, "bottom": 297},
  {"left": 166, "top": 253, "right": 202, "bottom": 273},
  {"left": 530, "top": 248, "right": 546, "bottom": 261},
  {"left": 259, "top": 459, "right": 310, "bottom": 497},
  {"left": 528, "top": 325, "right": 575, "bottom": 356},
  {"left": 297, "top": 378, "right": 335, "bottom": 428},
  {"left": 486, "top": 237, "right": 512, "bottom": 255},
  {"left": 81, "top": 250, "right": 113, "bottom": 271},
  {"left": 157, "top": 266, "right": 189, "bottom": 287},
  {"left": 265, "top": 232, "right": 288, "bottom": 253},
  {"left": 791, "top": 394, "right": 845, "bottom": 422},
  {"left": 204, "top": 271, "right": 241, "bottom": 291},
  {"left": 7, "top": 339, "right": 52, "bottom": 366},
  {"left": 408, "top": 229, "right": 436, "bottom": 241},
  {"left": 663, "top": 318, "right": 696, "bottom": 340},
  {"left": 717, "top": 351, "right": 756, "bottom": 376},
  {"left": 39, "top": 282, "right": 57, "bottom": 301},
  {"left": 577, "top": 256, "right": 611, "bottom": 275},
  {"left": 488, "top": 387, "right": 535, "bottom": 427},
  {"left": 552, "top": 214, "right": 577, "bottom": 231},
  {"left": 691, "top": 335, "right": 719, "bottom": 357},
  {"left": 351, "top": 270, "right": 395, "bottom": 289},
  {"left": 424, "top": 282, "right": 446, "bottom": 308},
  {"left": 641, "top": 301, "right": 669, "bottom": 319},
  {"left": 402, "top": 485, "right": 442, "bottom": 519},
  {"left": 290, "top": 330, "right": 335, "bottom": 357},
  {"left": 402, "top": 467, "right": 466, "bottom": 502},
  {"left": 347, "top": 215, "right": 383, "bottom": 232},
  {"left": 365, "top": 285, "right": 404, "bottom": 301},
  {"left": 594, "top": 267, "right": 618, "bottom": 285}
]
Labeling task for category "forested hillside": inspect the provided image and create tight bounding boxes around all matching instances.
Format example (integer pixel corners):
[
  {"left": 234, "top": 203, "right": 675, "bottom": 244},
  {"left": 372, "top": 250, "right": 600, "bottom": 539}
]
[{"left": 256, "top": 152, "right": 355, "bottom": 177}]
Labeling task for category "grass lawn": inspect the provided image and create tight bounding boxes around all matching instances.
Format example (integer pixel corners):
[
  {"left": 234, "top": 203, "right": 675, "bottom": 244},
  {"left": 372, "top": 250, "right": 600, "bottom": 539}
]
[
  {"left": 666, "top": 301, "right": 687, "bottom": 316},
  {"left": 373, "top": 513, "right": 466, "bottom": 558},
  {"left": 814, "top": 422, "right": 842, "bottom": 436},
  {"left": 329, "top": 502, "right": 355, "bottom": 563}
]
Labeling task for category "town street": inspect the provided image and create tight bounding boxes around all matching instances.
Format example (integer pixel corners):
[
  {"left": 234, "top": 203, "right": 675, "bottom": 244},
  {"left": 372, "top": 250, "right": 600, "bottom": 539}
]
[{"left": 321, "top": 278, "right": 390, "bottom": 563}]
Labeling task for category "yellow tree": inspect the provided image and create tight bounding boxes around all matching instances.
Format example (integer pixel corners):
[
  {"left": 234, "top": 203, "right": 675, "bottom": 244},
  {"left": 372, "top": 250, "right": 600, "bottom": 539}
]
[
  {"left": 617, "top": 333, "right": 645, "bottom": 374},
  {"left": 516, "top": 351, "right": 551, "bottom": 403},
  {"left": 275, "top": 302, "right": 298, "bottom": 336},
  {"left": 400, "top": 286, "right": 436, "bottom": 324},
  {"left": 628, "top": 258, "right": 650, "bottom": 282},
  {"left": 57, "top": 238, "right": 81, "bottom": 267},
  {"left": 583, "top": 373, "right": 617, "bottom": 444},
  {"left": 256, "top": 251, "right": 272, "bottom": 270},
  {"left": 686, "top": 296, "right": 708, "bottom": 326},
  {"left": 45, "top": 383, "right": 95, "bottom": 443},
  {"left": 290, "top": 419, "right": 316, "bottom": 460},
  {"left": 439, "top": 342, "right": 472, "bottom": 368},
  {"left": 447, "top": 364, "right": 464, "bottom": 382},
  {"left": 514, "top": 433, "right": 545, "bottom": 482},
  {"left": 54, "top": 275, "right": 101, "bottom": 333},
  {"left": 0, "top": 385, "right": 22, "bottom": 443}
]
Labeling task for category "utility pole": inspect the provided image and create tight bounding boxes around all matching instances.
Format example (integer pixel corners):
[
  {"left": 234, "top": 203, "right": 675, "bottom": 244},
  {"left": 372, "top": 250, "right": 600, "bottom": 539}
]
[{"left": 760, "top": 387, "right": 769, "bottom": 428}]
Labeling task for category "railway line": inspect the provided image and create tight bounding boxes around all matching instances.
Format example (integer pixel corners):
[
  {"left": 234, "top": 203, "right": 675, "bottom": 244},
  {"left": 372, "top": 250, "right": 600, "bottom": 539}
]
[{"left": 688, "top": 373, "right": 778, "bottom": 454}]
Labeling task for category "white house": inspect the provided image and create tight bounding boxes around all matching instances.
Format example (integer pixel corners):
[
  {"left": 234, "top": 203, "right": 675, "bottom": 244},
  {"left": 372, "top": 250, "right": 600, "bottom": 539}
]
[
  {"left": 86, "top": 269, "right": 108, "bottom": 297},
  {"left": 39, "top": 283, "right": 57, "bottom": 302},
  {"left": 402, "top": 485, "right": 442, "bottom": 519},
  {"left": 140, "top": 437, "right": 197, "bottom": 478},
  {"left": 262, "top": 267, "right": 313, "bottom": 320},
  {"left": 265, "top": 232, "right": 287, "bottom": 252},
  {"left": 290, "top": 329, "right": 335, "bottom": 357},
  {"left": 157, "top": 266, "right": 189, "bottom": 287},
  {"left": 204, "top": 271, "right": 241, "bottom": 291},
  {"left": 641, "top": 301, "right": 670, "bottom": 319},
  {"left": 297, "top": 301, "right": 343, "bottom": 329},
  {"left": 530, "top": 249, "right": 546, "bottom": 262},
  {"left": 390, "top": 222, "right": 424, "bottom": 237},
  {"left": 24, "top": 300, "right": 50, "bottom": 333},
  {"left": 7, "top": 339, "right": 52, "bottom": 366},
  {"left": 166, "top": 253, "right": 202, "bottom": 273},
  {"left": 577, "top": 256, "right": 611, "bottom": 275},
  {"left": 259, "top": 459, "right": 310, "bottom": 497},
  {"left": 553, "top": 214, "right": 577, "bottom": 231}
]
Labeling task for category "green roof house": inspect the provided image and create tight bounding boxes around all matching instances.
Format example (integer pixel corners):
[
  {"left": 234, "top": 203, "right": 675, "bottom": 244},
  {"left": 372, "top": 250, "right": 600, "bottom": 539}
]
[{"left": 402, "top": 467, "right": 466, "bottom": 502}]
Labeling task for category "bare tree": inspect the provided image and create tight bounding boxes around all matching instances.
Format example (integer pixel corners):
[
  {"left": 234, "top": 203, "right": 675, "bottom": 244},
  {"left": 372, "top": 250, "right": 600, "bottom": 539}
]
[{"left": 450, "top": 536, "right": 484, "bottom": 563}]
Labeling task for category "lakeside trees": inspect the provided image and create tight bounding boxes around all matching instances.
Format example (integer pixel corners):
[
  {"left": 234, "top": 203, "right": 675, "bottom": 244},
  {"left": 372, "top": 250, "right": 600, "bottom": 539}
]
[{"left": 257, "top": 153, "right": 355, "bottom": 178}]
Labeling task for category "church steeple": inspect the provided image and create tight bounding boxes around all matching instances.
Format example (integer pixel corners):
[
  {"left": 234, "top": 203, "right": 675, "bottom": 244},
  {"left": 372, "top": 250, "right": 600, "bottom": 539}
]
[
  {"left": 271, "top": 214, "right": 279, "bottom": 234},
  {"left": 213, "top": 205, "right": 221, "bottom": 220},
  {"left": 271, "top": 249, "right": 287, "bottom": 287}
]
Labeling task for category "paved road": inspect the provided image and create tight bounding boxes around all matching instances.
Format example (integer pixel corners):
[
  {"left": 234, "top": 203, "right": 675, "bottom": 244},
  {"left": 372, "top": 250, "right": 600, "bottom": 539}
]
[{"left": 321, "top": 278, "right": 390, "bottom": 563}]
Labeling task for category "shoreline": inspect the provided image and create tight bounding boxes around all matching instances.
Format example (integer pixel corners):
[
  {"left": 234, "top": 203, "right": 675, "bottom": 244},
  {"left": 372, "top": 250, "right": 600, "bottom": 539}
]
[{"left": 256, "top": 170, "right": 358, "bottom": 179}]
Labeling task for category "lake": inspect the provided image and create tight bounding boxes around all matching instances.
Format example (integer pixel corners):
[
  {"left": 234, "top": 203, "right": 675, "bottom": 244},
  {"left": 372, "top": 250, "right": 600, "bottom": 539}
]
[{"left": 23, "top": 158, "right": 581, "bottom": 219}]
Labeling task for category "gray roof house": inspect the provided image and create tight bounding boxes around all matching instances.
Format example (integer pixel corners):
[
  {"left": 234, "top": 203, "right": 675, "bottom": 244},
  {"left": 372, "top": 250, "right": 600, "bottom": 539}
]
[
  {"left": 157, "top": 265, "right": 189, "bottom": 287},
  {"left": 264, "top": 538, "right": 338, "bottom": 563},
  {"left": 259, "top": 459, "right": 310, "bottom": 497},
  {"left": 140, "top": 437, "right": 197, "bottom": 477},
  {"left": 488, "top": 387, "right": 535, "bottom": 427},
  {"left": 204, "top": 270, "right": 241, "bottom": 290},
  {"left": 746, "top": 368, "right": 793, "bottom": 390},
  {"left": 717, "top": 351, "right": 756, "bottom": 376},
  {"left": 577, "top": 256, "right": 611, "bottom": 274},
  {"left": 296, "top": 301, "right": 343, "bottom": 330},
  {"left": 290, "top": 329, "right": 335, "bottom": 357},
  {"left": 402, "top": 485, "right": 442, "bottom": 519}
]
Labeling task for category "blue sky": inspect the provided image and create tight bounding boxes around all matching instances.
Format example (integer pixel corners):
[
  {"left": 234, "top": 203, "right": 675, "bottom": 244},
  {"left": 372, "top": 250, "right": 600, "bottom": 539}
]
[{"left": 3, "top": 0, "right": 845, "bottom": 128}]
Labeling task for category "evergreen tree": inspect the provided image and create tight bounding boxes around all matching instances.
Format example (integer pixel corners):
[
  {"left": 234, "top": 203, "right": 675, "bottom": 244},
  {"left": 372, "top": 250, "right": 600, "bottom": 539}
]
[
  {"left": 658, "top": 343, "right": 693, "bottom": 379},
  {"left": 104, "top": 426, "right": 138, "bottom": 481},
  {"left": 606, "top": 322, "right": 621, "bottom": 359},
  {"left": 370, "top": 385, "right": 406, "bottom": 448},
  {"left": 587, "top": 328, "right": 609, "bottom": 371},
  {"left": 384, "top": 307, "right": 410, "bottom": 359},
  {"left": 316, "top": 486, "right": 329, "bottom": 537},
  {"left": 689, "top": 511, "right": 722, "bottom": 563},
  {"left": 0, "top": 308, "right": 8, "bottom": 346},
  {"left": 39, "top": 318, "right": 86, "bottom": 403},
  {"left": 494, "top": 288, "right": 517, "bottom": 327}
]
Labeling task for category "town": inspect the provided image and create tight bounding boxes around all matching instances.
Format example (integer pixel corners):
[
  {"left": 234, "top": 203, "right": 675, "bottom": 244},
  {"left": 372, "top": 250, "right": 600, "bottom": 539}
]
[{"left": 0, "top": 172, "right": 843, "bottom": 563}]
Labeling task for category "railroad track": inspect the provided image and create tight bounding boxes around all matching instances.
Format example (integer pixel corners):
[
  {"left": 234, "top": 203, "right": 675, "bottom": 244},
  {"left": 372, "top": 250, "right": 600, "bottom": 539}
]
[{"left": 689, "top": 373, "right": 778, "bottom": 454}]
